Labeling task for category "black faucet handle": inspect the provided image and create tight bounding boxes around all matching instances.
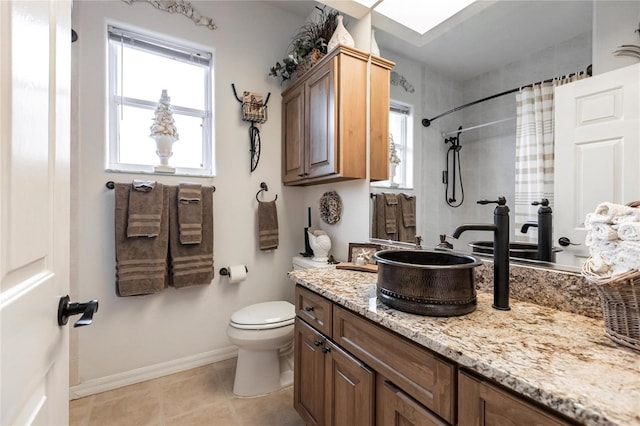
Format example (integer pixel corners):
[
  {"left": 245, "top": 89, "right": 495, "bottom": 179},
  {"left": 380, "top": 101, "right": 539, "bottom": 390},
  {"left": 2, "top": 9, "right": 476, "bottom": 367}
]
[
  {"left": 477, "top": 196, "right": 506, "bottom": 206},
  {"left": 532, "top": 199, "right": 549, "bottom": 206}
]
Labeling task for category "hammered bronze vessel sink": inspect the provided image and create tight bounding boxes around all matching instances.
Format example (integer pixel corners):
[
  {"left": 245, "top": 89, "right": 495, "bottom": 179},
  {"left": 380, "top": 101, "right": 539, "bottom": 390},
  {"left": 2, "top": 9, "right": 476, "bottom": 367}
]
[{"left": 373, "top": 249, "right": 483, "bottom": 316}]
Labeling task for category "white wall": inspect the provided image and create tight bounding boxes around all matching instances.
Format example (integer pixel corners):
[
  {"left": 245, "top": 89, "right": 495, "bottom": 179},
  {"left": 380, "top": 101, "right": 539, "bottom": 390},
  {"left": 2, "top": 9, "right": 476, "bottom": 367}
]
[
  {"left": 71, "top": 0, "right": 313, "bottom": 393},
  {"left": 593, "top": 1, "right": 640, "bottom": 75}
]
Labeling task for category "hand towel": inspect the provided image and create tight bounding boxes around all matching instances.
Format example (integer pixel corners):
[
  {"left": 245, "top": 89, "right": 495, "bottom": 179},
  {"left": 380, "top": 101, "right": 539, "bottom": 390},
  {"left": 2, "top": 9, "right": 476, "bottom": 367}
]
[
  {"left": 115, "top": 183, "right": 169, "bottom": 296},
  {"left": 258, "top": 200, "right": 279, "bottom": 250},
  {"left": 372, "top": 194, "right": 388, "bottom": 239},
  {"left": 383, "top": 193, "right": 398, "bottom": 234},
  {"left": 617, "top": 222, "right": 640, "bottom": 241},
  {"left": 178, "top": 182, "right": 203, "bottom": 245},
  {"left": 168, "top": 185, "right": 214, "bottom": 288},
  {"left": 127, "top": 181, "right": 163, "bottom": 237},
  {"left": 132, "top": 179, "right": 156, "bottom": 192},
  {"left": 398, "top": 193, "right": 416, "bottom": 243}
]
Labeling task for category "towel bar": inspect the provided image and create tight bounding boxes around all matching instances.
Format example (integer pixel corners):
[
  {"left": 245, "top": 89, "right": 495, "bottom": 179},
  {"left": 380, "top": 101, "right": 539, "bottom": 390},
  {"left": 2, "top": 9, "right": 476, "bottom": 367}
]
[{"left": 105, "top": 180, "right": 216, "bottom": 192}]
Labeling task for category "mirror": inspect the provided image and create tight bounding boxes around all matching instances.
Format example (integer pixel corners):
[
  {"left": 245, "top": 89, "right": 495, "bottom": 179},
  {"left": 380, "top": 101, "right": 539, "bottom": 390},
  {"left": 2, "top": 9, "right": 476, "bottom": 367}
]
[{"left": 370, "top": 1, "right": 596, "bottom": 267}]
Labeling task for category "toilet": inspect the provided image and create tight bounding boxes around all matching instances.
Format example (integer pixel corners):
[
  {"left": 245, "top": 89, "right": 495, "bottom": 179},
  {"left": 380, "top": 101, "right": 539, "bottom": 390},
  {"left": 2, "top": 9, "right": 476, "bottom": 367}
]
[
  {"left": 227, "top": 301, "right": 295, "bottom": 397},
  {"left": 227, "top": 257, "right": 330, "bottom": 397}
]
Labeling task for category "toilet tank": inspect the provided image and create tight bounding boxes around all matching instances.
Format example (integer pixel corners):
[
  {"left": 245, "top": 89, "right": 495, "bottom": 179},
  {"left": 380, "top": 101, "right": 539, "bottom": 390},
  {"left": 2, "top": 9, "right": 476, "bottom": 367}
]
[{"left": 292, "top": 256, "right": 331, "bottom": 270}]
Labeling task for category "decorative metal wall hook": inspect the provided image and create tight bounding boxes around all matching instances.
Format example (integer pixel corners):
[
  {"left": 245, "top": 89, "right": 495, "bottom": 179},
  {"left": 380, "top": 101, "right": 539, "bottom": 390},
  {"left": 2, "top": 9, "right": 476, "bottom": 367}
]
[
  {"left": 256, "top": 182, "right": 277, "bottom": 202},
  {"left": 231, "top": 84, "right": 271, "bottom": 172}
]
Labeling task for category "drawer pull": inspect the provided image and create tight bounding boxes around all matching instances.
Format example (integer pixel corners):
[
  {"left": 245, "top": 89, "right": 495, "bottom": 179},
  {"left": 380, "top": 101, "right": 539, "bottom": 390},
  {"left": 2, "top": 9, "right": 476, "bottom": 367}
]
[
  {"left": 321, "top": 347, "right": 331, "bottom": 354},
  {"left": 304, "top": 306, "right": 314, "bottom": 312},
  {"left": 313, "top": 340, "right": 323, "bottom": 347}
]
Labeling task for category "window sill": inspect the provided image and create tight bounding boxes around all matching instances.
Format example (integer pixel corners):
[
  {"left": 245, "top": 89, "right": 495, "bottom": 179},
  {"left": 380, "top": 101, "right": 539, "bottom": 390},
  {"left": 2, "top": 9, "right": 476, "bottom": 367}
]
[{"left": 106, "top": 168, "right": 215, "bottom": 178}]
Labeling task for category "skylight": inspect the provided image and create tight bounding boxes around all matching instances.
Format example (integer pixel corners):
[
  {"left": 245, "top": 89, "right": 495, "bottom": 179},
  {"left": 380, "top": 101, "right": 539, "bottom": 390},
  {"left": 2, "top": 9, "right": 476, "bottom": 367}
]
[{"left": 353, "top": 0, "right": 476, "bottom": 35}]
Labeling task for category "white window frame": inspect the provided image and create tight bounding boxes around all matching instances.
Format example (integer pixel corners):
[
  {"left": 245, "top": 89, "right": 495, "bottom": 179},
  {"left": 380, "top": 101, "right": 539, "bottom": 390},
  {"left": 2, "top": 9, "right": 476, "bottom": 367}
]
[
  {"left": 107, "top": 25, "right": 214, "bottom": 176},
  {"left": 372, "top": 100, "right": 414, "bottom": 189}
]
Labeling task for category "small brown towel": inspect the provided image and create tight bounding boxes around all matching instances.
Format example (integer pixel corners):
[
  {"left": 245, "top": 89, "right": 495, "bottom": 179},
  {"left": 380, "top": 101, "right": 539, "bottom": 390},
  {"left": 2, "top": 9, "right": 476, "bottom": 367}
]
[
  {"left": 398, "top": 193, "right": 417, "bottom": 243},
  {"left": 168, "top": 185, "right": 214, "bottom": 288},
  {"left": 399, "top": 194, "right": 416, "bottom": 227},
  {"left": 258, "top": 200, "right": 279, "bottom": 250},
  {"left": 384, "top": 193, "right": 398, "bottom": 234},
  {"left": 127, "top": 181, "right": 163, "bottom": 238},
  {"left": 178, "top": 182, "right": 202, "bottom": 245},
  {"left": 115, "top": 183, "right": 169, "bottom": 296}
]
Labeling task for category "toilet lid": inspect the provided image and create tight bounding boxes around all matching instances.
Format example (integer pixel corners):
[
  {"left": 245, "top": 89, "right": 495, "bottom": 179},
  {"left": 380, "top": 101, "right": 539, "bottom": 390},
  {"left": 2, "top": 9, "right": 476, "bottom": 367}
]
[{"left": 230, "top": 301, "right": 295, "bottom": 330}]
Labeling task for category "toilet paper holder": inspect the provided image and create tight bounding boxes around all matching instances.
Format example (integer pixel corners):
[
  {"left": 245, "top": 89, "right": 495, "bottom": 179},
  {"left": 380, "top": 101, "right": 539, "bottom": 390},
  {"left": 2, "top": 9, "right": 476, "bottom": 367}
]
[{"left": 219, "top": 266, "right": 248, "bottom": 276}]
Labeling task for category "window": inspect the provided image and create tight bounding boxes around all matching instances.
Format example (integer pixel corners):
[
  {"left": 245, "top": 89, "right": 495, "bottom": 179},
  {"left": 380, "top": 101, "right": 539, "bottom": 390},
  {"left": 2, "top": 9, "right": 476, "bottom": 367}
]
[
  {"left": 108, "top": 26, "right": 214, "bottom": 175},
  {"left": 372, "top": 101, "right": 414, "bottom": 188}
]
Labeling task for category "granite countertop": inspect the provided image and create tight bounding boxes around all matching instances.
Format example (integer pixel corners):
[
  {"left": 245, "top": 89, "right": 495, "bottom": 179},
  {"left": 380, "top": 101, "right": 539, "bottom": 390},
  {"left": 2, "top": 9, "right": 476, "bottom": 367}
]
[{"left": 289, "top": 267, "right": 640, "bottom": 426}]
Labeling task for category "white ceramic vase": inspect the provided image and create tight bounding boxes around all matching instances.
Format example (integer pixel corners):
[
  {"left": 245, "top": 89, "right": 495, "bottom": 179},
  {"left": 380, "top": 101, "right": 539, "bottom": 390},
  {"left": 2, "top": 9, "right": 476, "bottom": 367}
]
[
  {"left": 153, "top": 134, "right": 177, "bottom": 173},
  {"left": 371, "top": 29, "right": 380, "bottom": 56},
  {"left": 307, "top": 231, "right": 331, "bottom": 262},
  {"left": 389, "top": 163, "right": 399, "bottom": 187},
  {"left": 327, "top": 15, "right": 355, "bottom": 52}
]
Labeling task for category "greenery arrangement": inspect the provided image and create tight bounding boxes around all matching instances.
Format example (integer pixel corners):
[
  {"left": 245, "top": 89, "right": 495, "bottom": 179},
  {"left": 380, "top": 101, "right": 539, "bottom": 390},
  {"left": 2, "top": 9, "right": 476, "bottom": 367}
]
[{"left": 269, "top": 8, "right": 339, "bottom": 84}]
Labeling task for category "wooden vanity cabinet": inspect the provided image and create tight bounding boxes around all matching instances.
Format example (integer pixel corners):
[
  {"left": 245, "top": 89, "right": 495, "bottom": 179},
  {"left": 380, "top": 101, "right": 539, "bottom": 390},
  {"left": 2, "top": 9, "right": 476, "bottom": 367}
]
[
  {"left": 458, "top": 370, "right": 573, "bottom": 426},
  {"left": 294, "top": 318, "right": 374, "bottom": 426}
]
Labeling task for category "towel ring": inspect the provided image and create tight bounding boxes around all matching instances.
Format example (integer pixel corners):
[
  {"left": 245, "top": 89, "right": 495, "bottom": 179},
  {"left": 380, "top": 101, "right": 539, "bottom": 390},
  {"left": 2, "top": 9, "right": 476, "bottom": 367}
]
[{"left": 256, "top": 182, "right": 277, "bottom": 202}]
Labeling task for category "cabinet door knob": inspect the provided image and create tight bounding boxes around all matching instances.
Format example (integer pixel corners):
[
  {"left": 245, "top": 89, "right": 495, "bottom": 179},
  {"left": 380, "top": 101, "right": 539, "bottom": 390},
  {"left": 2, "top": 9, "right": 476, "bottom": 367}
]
[
  {"left": 313, "top": 340, "right": 323, "bottom": 347},
  {"left": 321, "top": 347, "right": 331, "bottom": 354},
  {"left": 304, "top": 306, "right": 314, "bottom": 312},
  {"left": 298, "top": 173, "right": 305, "bottom": 177}
]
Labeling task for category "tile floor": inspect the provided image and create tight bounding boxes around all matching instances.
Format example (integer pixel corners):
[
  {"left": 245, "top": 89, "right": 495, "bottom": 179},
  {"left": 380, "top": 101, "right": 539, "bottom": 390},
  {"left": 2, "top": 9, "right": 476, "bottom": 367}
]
[{"left": 69, "top": 358, "right": 305, "bottom": 426}]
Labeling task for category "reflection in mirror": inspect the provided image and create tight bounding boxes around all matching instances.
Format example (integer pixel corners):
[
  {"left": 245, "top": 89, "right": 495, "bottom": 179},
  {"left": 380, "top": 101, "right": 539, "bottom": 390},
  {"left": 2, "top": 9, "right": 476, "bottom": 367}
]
[{"left": 370, "top": 1, "right": 597, "bottom": 267}]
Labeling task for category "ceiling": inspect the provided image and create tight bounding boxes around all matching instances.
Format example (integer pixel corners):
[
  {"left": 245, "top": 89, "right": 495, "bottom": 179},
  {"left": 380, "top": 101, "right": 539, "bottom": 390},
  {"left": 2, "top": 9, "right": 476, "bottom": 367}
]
[{"left": 267, "top": 0, "right": 593, "bottom": 81}]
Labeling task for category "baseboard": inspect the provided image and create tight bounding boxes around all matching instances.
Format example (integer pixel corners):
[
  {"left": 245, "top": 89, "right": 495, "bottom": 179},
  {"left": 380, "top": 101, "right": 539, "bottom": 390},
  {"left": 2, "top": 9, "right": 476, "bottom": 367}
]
[{"left": 69, "top": 346, "right": 238, "bottom": 400}]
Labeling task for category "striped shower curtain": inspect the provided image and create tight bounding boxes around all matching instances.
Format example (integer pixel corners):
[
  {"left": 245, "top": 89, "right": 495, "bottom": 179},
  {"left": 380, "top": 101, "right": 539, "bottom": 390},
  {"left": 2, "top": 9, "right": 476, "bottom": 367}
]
[{"left": 515, "top": 75, "right": 586, "bottom": 242}]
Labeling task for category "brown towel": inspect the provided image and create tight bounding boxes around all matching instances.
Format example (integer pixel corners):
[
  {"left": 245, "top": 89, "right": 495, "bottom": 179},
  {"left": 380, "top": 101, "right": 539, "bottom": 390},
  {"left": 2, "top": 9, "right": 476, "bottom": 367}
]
[
  {"left": 398, "top": 193, "right": 417, "bottom": 243},
  {"left": 115, "top": 183, "right": 169, "bottom": 296},
  {"left": 399, "top": 194, "right": 416, "bottom": 227},
  {"left": 178, "top": 183, "right": 202, "bottom": 245},
  {"left": 168, "top": 185, "right": 214, "bottom": 288},
  {"left": 258, "top": 200, "right": 279, "bottom": 250},
  {"left": 384, "top": 193, "right": 398, "bottom": 234},
  {"left": 127, "top": 181, "right": 163, "bottom": 237}
]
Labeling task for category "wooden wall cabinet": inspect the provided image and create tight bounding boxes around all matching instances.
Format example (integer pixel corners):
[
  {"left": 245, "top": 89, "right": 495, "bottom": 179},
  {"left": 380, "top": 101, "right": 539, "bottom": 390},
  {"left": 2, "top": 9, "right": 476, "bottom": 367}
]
[
  {"left": 370, "top": 56, "right": 395, "bottom": 182},
  {"left": 282, "top": 46, "right": 393, "bottom": 186}
]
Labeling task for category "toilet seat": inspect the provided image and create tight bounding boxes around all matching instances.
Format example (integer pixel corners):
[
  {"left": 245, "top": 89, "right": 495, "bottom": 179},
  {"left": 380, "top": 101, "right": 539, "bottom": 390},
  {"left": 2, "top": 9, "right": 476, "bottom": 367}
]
[{"left": 230, "top": 301, "right": 295, "bottom": 330}]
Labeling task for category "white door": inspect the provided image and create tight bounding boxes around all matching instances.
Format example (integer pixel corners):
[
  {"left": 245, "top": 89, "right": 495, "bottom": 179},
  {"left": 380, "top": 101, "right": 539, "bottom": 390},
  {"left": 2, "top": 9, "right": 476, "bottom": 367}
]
[
  {"left": 1, "top": 1, "right": 71, "bottom": 425},
  {"left": 554, "top": 64, "right": 640, "bottom": 267}
]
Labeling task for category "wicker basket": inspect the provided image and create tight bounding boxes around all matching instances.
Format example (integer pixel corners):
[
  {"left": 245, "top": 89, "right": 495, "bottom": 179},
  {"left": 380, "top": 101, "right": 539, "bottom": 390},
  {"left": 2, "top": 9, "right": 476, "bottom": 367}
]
[
  {"left": 296, "top": 49, "right": 325, "bottom": 78},
  {"left": 582, "top": 267, "right": 640, "bottom": 351}
]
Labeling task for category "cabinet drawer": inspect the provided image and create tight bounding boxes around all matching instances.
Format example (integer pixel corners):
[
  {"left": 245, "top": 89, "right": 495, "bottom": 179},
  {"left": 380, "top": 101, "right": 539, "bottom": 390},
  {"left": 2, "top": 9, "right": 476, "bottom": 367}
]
[
  {"left": 333, "top": 305, "right": 456, "bottom": 424},
  {"left": 459, "top": 371, "right": 572, "bottom": 426},
  {"left": 377, "top": 375, "right": 448, "bottom": 426},
  {"left": 295, "top": 285, "right": 333, "bottom": 337}
]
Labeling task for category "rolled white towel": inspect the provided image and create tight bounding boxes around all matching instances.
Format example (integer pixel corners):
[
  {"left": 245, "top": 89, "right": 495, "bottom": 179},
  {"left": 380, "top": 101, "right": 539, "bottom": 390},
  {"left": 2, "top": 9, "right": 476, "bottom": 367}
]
[
  {"left": 617, "top": 222, "right": 640, "bottom": 241},
  {"left": 590, "top": 223, "right": 618, "bottom": 241},
  {"left": 584, "top": 253, "right": 611, "bottom": 276},
  {"left": 588, "top": 239, "right": 619, "bottom": 264},
  {"left": 584, "top": 212, "right": 612, "bottom": 228},
  {"left": 594, "top": 202, "right": 640, "bottom": 224},
  {"left": 614, "top": 240, "right": 640, "bottom": 271}
]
